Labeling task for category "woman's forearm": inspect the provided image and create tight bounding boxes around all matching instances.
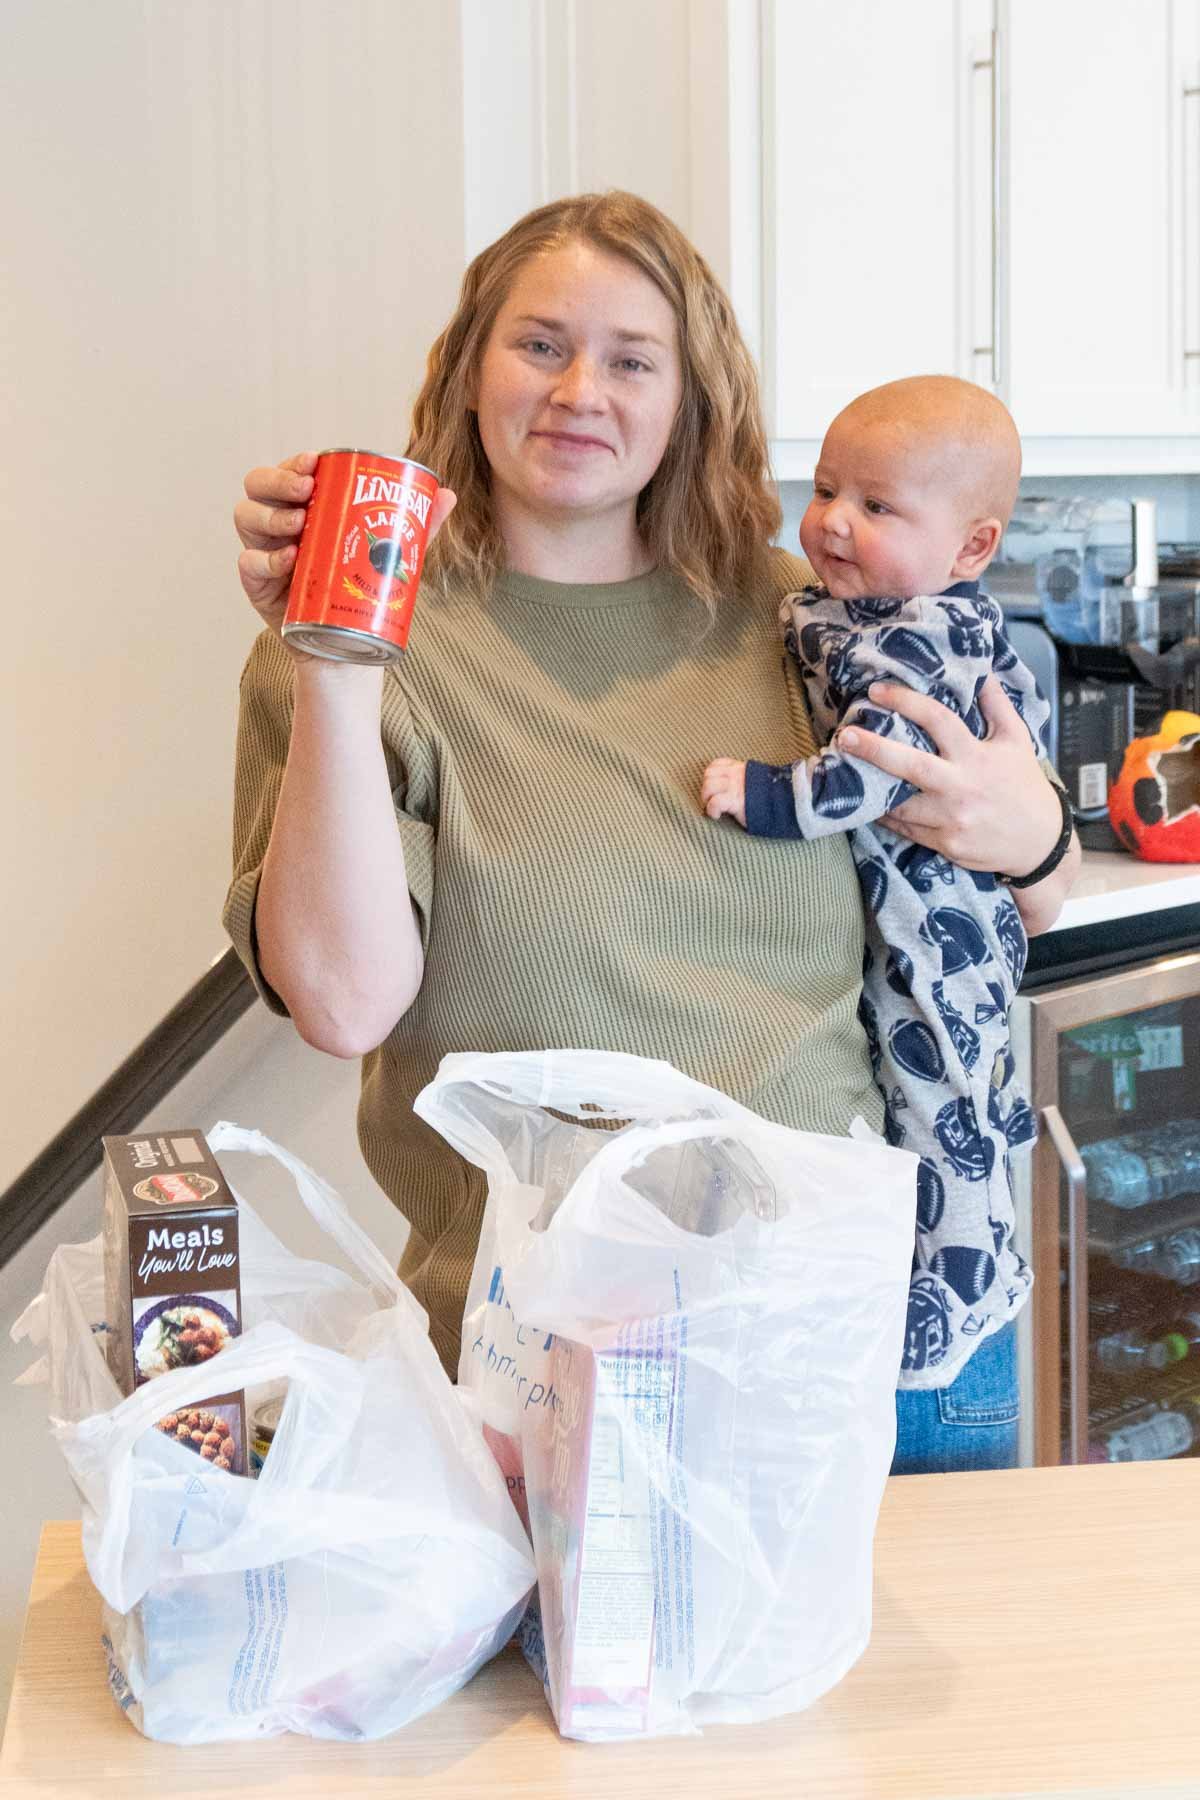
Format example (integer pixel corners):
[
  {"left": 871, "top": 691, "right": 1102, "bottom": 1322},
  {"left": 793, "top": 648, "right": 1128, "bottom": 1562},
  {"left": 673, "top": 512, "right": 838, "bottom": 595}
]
[
  {"left": 1010, "top": 829, "right": 1081, "bottom": 937},
  {"left": 257, "top": 661, "right": 424, "bottom": 1055}
]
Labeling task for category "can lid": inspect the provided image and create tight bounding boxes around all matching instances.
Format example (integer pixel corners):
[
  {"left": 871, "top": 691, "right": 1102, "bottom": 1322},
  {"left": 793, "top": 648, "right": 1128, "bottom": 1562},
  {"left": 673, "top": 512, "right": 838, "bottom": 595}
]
[
  {"left": 253, "top": 1394, "right": 285, "bottom": 1437},
  {"left": 317, "top": 448, "right": 440, "bottom": 483}
]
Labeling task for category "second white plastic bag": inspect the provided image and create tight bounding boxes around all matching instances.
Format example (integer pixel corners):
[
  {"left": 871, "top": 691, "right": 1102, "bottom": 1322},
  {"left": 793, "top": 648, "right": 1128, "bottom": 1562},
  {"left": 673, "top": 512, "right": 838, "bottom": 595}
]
[
  {"left": 415, "top": 1050, "right": 918, "bottom": 1740},
  {"left": 12, "top": 1123, "right": 536, "bottom": 1743}
]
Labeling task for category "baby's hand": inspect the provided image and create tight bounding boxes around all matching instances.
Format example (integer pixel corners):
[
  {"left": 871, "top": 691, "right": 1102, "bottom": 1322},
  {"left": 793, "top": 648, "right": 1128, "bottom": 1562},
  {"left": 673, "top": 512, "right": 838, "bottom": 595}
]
[{"left": 701, "top": 758, "right": 748, "bottom": 828}]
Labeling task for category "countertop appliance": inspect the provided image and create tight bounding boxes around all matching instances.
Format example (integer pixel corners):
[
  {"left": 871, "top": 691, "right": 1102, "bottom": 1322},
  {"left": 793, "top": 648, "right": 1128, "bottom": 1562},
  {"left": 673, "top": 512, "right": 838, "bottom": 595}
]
[{"left": 992, "top": 505, "right": 1200, "bottom": 850}]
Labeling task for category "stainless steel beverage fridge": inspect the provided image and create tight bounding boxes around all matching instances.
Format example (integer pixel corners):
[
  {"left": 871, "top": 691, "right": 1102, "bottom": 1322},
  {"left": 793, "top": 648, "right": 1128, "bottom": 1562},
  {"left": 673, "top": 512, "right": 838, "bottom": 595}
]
[{"left": 1013, "top": 921, "right": 1200, "bottom": 1466}]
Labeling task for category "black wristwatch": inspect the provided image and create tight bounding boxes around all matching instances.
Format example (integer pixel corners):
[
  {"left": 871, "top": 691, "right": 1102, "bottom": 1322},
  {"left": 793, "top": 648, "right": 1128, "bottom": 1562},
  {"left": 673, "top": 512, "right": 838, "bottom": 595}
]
[{"left": 998, "top": 782, "right": 1075, "bottom": 889}]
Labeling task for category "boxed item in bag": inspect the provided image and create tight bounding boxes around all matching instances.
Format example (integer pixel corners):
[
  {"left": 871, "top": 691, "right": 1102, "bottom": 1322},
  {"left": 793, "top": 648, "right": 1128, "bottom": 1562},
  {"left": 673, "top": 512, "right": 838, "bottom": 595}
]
[
  {"left": 525, "top": 1328, "right": 680, "bottom": 1739},
  {"left": 416, "top": 1050, "right": 919, "bottom": 1740},
  {"left": 102, "top": 1130, "right": 246, "bottom": 1475},
  {"left": 14, "top": 1123, "right": 536, "bottom": 1743}
]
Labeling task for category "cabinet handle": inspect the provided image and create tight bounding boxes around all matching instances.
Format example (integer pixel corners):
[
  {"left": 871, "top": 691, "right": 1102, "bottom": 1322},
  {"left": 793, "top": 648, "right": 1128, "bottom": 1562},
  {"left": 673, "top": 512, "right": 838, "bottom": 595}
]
[
  {"left": 971, "top": 28, "right": 1001, "bottom": 388},
  {"left": 1042, "top": 1103, "right": 1087, "bottom": 1465},
  {"left": 1185, "top": 80, "right": 1200, "bottom": 375}
]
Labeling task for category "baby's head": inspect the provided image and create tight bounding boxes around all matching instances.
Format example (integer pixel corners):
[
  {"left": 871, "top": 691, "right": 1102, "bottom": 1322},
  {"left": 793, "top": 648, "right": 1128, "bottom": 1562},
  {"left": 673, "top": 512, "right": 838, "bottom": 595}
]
[{"left": 799, "top": 376, "right": 1021, "bottom": 601}]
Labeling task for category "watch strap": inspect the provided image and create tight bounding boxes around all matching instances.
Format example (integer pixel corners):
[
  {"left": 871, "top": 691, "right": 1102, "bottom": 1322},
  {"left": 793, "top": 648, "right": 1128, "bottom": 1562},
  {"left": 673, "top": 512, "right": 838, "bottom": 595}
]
[{"left": 998, "top": 781, "right": 1075, "bottom": 889}]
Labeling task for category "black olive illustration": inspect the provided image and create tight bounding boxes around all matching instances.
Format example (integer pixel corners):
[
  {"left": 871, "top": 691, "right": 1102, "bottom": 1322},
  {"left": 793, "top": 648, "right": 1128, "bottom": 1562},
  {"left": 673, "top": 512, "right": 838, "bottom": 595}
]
[{"left": 367, "top": 533, "right": 407, "bottom": 580}]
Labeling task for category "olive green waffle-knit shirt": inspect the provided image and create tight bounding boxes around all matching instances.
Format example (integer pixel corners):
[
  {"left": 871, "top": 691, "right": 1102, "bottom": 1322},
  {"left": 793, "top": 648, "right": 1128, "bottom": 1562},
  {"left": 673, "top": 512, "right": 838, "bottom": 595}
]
[{"left": 223, "top": 549, "right": 883, "bottom": 1371}]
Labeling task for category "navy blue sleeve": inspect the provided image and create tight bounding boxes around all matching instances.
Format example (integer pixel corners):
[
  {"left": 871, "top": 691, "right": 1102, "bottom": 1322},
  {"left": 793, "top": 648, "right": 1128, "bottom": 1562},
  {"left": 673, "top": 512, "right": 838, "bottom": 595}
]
[{"left": 745, "top": 761, "right": 807, "bottom": 839}]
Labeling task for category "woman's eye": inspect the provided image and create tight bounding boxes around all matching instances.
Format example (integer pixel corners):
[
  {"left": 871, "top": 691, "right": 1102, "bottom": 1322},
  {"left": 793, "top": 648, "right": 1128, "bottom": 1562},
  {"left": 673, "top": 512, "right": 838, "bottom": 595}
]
[
  {"left": 522, "top": 338, "right": 557, "bottom": 357},
  {"left": 616, "top": 356, "right": 650, "bottom": 374}
]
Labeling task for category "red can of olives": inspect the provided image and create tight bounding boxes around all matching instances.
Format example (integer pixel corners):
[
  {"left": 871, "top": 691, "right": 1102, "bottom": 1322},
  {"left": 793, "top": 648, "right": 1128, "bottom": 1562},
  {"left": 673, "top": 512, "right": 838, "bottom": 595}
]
[{"left": 282, "top": 448, "right": 440, "bottom": 663}]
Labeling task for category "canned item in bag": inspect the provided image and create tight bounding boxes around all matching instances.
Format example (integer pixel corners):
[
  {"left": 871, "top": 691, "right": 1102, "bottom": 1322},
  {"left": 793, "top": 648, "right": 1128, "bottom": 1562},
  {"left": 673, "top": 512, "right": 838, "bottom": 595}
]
[
  {"left": 282, "top": 448, "right": 440, "bottom": 664},
  {"left": 250, "top": 1393, "right": 285, "bottom": 1477}
]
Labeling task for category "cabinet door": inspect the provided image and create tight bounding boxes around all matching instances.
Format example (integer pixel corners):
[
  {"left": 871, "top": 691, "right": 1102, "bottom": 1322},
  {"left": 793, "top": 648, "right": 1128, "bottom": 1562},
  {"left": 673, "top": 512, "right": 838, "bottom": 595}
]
[
  {"left": 1007, "top": 0, "right": 1200, "bottom": 436},
  {"left": 765, "top": 0, "right": 994, "bottom": 443}
]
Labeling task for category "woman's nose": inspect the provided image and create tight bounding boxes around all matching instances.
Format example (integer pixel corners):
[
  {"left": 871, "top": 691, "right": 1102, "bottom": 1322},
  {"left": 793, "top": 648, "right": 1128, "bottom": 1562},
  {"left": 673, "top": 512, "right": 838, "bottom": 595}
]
[{"left": 551, "top": 355, "right": 603, "bottom": 410}]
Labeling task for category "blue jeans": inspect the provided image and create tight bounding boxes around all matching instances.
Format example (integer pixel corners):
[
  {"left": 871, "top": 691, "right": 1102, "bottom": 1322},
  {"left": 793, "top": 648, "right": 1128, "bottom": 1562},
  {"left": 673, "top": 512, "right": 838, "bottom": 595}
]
[{"left": 890, "top": 1322, "right": 1019, "bottom": 1475}]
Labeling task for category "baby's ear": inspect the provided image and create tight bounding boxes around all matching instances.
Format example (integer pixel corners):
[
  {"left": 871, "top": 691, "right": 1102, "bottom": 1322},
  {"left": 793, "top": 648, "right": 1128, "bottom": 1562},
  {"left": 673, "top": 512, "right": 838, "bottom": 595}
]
[{"left": 953, "top": 518, "right": 1003, "bottom": 578}]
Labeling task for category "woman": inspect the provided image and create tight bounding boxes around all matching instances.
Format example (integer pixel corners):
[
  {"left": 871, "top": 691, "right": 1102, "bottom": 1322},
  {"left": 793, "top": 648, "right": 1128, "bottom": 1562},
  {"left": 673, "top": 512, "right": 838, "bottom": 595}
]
[{"left": 228, "top": 192, "right": 1077, "bottom": 1472}]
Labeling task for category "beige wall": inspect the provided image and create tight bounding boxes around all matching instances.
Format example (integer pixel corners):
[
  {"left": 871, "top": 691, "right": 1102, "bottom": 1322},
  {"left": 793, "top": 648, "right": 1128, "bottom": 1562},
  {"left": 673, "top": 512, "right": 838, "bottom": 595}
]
[
  {"left": 2, "top": 0, "right": 737, "bottom": 1192},
  {"left": 0, "top": 1, "right": 469, "bottom": 1187}
]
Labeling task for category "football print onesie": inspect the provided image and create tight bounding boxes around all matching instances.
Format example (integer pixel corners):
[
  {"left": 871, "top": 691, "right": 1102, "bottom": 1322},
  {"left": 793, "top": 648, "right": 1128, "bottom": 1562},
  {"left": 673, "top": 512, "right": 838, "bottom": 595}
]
[{"left": 744, "top": 581, "right": 1052, "bottom": 1388}]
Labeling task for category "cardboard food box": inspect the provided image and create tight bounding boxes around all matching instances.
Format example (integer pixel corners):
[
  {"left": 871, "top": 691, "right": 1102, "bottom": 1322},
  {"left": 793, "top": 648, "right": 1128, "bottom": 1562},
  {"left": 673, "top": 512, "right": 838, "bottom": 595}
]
[
  {"left": 101, "top": 1130, "right": 246, "bottom": 1475},
  {"left": 524, "top": 1327, "right": 684, "bottom": 1740}
]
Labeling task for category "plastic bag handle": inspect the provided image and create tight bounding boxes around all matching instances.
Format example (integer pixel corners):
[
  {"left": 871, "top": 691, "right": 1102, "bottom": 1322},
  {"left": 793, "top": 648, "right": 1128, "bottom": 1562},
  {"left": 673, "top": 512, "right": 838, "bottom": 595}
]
[
  {"left": 559, "top": 1113, "right": 799, "bottom": 1234},
  {"left": 71, "top": 1323, "right": 340, "bottom": 1596},
  {"left": 71, "top": 1322, "right": 345, "bottom": 1466},
  {"left": 206, "top": 1122, "right": 403, "bottom": 1305},
  {"left": 539, "top": 1112, "right": 907, "bottom": 1250},
  {"left": 412, "top": 1049, "right": 735, "bottom": 1172},
  {"left": 72, "top": 1323, "right": 534, "bottom": 1599}
]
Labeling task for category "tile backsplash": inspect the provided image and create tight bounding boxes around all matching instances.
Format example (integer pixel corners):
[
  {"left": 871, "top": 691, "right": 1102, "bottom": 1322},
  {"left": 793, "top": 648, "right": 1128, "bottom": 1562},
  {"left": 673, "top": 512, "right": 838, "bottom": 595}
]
[{"left": 776, "top": 473, "right": 1200, "bottom": 559}]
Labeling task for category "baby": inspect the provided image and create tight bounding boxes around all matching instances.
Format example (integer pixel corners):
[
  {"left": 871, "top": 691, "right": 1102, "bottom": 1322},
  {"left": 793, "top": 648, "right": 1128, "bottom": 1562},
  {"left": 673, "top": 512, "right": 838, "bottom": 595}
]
[{"left": 702, "top": 375, "right": 1062, "bottom": 1388}]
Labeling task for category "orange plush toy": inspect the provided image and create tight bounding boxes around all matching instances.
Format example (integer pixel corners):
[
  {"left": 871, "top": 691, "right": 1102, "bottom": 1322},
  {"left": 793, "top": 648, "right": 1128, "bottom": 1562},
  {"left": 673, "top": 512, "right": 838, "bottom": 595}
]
[{"left": 1108, "top": 710, "right": 1200, "bottom": 862}]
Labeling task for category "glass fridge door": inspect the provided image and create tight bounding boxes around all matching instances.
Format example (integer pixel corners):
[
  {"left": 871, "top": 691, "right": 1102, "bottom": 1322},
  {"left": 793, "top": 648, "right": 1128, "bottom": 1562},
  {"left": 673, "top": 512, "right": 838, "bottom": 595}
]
[{"left": 1025, "top": 950, "right": 1200, "bottom": 1464}]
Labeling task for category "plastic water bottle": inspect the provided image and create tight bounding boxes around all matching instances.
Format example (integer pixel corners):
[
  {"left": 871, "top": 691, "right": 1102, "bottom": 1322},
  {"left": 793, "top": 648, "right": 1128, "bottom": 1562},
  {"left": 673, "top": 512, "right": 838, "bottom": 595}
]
[
  {"left": 1091, "top": 1397, "right": 1200, "bottom": 1462},
  {"left": 1083, "top": 1121, "right": 1200, "bottom": 1210},
  {"left": 1110, "top": 1238, "right": 1164, "bottom": 1276},
  {"left": 1112, "top": 1227, "right": 1200, "bottom": 1284},
  {"left": 1094, "top": 1310, "right": 1200, "bottom": 1374},
  {"left": 1156, "top": 1228, "right": 1200, "bottom": 1285},
  {"left": 1094, "top": 1328, "right": 1183, "bottom": 1374}
]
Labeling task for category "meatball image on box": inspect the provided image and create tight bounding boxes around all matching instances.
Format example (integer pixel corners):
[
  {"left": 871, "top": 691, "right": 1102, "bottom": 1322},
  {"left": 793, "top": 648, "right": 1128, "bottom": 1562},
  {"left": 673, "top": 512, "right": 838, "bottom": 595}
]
[{"left": 102, "top": 1130, "right": 246, "bottom": 1475}]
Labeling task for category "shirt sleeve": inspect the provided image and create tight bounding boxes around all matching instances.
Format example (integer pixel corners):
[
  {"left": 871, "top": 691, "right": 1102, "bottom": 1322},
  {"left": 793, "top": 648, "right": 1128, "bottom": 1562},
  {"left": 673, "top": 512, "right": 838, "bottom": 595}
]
[
  {"left": 743, "top": 593, "right": 998, "bottom": 842},
  {"left": 221, "top": 631, "right": 437, "bottom": 1014}
]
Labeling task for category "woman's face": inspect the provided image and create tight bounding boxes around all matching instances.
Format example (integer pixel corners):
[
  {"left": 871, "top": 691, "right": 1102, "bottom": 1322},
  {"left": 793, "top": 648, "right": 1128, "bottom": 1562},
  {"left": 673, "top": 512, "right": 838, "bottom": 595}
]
[{"left": 473, "top": 240, "right": 684, "bottom": 542}]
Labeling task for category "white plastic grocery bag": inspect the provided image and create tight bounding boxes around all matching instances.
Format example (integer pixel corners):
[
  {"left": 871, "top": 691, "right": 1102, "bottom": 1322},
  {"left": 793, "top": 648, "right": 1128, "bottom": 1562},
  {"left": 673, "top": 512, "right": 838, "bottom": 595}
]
[
  {"left": 414, "top": 1050, "right": 918, "bottom": 1740},
  {"left": 11, "top": 1123, "right": 535, "bottom": 1743}
]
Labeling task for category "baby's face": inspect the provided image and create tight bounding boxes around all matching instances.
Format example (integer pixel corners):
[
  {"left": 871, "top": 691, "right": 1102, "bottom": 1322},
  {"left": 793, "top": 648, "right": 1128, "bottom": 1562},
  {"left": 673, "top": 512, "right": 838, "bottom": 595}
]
[{"left": 799, "top": 417, "right": 977, "bottom": 601}]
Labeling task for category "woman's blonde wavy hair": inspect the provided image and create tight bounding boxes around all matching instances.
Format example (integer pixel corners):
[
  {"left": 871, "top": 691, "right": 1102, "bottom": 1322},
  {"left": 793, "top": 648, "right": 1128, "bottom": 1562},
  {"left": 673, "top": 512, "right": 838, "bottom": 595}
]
[{"left": 406, "top": 191, "right": 781, "bottom": 608}]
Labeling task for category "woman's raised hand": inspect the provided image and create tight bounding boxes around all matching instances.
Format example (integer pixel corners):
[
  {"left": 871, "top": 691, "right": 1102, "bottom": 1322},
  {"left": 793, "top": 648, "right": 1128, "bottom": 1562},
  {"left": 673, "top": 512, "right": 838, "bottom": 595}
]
[
  {"left": 235, "top": 452, "right": 318, "bottom": 639},
  {"left": 234, "top": 452, "right": 456, "bottom": 653}
]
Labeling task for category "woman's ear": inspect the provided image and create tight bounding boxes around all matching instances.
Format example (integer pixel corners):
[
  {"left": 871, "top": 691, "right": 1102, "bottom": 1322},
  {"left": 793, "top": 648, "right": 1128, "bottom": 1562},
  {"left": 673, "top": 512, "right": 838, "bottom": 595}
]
[{"left": 952, "top": 517, "right": 1003, "bottom": 579}]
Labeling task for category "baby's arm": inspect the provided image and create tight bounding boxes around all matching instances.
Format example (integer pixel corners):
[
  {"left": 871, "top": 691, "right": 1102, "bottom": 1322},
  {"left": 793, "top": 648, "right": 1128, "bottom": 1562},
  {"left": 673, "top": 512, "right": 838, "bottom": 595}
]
[
  {"left": 703, "top": 595, "right": 1005, "bottom": 840},
  {"left": 743, "top": 696, "right": 927, "bottom": 839}
]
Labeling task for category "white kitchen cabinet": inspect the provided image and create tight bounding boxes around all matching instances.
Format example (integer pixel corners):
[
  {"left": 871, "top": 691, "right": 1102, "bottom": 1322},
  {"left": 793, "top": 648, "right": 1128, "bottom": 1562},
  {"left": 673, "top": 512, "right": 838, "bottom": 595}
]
[
  {"left": 456, "top": 1, "right": 1200, "bottom": 475},
  {"left": 763, "top": 0, "right": 996, "bottom": 445},
  {"left": 755, "top": 0, "right": 1200, "bottom": 473},
  {"left": 1007, "top": 0, "right": 1200, "bottom": 439}
]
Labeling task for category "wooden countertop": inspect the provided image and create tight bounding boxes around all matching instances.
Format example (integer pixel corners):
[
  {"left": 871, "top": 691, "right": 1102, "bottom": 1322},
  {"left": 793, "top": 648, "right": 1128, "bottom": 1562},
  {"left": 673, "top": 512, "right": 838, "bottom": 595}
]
[{"left": 3, "top": 1462, "right": 1199, "bottom": 1799}]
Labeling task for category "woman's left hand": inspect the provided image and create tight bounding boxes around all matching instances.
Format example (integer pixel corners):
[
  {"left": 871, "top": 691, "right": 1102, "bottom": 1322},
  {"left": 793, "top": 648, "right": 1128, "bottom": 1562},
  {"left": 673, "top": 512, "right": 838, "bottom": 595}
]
[{"left": 838, "top": 674, "right": 1061, "bottom": 874}]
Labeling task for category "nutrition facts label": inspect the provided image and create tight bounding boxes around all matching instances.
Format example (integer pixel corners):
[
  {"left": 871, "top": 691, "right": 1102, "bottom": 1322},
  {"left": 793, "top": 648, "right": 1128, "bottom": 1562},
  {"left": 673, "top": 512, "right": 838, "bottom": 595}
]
[
  {"left": 574, "top": 1403, "right": 658, "bottom": 1686},
  {"left": 572, "top": 1328, "right": 683, "bottom": 1693}
]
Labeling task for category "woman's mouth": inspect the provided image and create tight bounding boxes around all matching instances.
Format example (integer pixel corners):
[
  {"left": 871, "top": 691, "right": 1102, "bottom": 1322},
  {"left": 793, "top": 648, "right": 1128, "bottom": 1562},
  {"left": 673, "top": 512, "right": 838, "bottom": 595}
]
[{"left": 531, "top": 431, "right": 613, "bottom": 454}]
